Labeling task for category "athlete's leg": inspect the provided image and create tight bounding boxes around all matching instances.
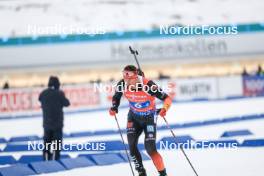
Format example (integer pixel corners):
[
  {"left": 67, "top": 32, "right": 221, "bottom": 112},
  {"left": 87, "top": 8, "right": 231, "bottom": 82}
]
[
  {"left": 144, "top": 117, "right": 167, "bottom": 175},
  {"left": 127, "top": 114, "right": 145, "bottom": 174}
]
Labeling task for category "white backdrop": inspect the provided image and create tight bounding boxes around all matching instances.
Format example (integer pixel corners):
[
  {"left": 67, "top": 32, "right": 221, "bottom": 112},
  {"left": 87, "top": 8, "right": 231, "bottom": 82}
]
[{"left": 1, "top": 32, "right": 264, "bottom": 69}]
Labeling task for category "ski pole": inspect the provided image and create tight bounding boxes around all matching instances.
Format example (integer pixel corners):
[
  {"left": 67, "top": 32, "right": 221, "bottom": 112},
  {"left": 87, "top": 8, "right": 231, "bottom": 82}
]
[
  {"left": 129, "top": 46, "right": 144, "bottom": 84},
  {"left": 163, "top": 117, "right": 199, "bottom": 176},
  {"left": 129, "top": 46, "right": 141, "bottom": 71},
  {"left": 114, "top": 115, "right": 135, "bottom": 176}
]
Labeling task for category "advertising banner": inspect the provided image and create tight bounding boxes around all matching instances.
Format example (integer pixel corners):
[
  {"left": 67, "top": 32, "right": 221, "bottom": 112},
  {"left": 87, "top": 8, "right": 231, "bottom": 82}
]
[{"left": 243, "top": 76, "right": 264, "bottom": 96}]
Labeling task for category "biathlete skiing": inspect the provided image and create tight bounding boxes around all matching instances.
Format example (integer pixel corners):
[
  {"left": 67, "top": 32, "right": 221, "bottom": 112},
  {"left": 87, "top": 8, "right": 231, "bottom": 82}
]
[{"left": 109, "top": 65, "right": 172, "bottom": 176}]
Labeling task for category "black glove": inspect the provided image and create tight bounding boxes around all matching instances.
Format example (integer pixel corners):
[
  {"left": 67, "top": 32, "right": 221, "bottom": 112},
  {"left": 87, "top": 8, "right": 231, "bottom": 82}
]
[
  {"left": 110, "top": 106, "right": 118, "bottom": 113},
  {"left": 156, "top": 108, "right": 161, "bottom": 114},
  {"left": 137, "top": 69, "right": 145, "bottom": 77}
]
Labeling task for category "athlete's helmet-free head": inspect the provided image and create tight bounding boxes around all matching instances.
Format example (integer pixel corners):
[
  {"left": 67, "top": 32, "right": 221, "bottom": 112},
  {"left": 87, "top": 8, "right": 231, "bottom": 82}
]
[
  {"left": 123, "top": 65, "right": 138, "bottom": 79},
  {"left": 123, "top": 65, "right": 139, "bottom": 86}
]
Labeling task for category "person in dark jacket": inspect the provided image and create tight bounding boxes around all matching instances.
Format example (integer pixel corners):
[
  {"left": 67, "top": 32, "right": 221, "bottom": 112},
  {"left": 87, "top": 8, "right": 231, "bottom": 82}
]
[{"left": 39, "top": 76, "right": 70, "bottom": 160}]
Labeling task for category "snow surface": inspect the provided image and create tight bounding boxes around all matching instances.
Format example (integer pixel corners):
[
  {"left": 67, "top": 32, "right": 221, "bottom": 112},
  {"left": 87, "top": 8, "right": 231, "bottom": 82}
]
[
  {"left": 1, "top": 97, "right": 264, "bottom": 139},
  {"left": 0, "top": 0, "right": 264, "bottom": 37},
  {"left": 0, "top": 97, "right": 264, "bottom": 175},
  {"left": 39, "top": 148, "right": 264, "bottom": 176}
]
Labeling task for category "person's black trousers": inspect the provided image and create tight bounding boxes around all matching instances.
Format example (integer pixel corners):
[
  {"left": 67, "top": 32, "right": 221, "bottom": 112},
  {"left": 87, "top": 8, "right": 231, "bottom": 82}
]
[{"left": 43, "top": 128, "right": 63, "bottom": 161}]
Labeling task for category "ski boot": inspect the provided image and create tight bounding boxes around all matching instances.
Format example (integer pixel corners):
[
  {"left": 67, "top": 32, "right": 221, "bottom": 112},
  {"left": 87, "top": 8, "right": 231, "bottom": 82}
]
[
  {"left": 138, "top": 168, "right": 147, "bottom": 176},
  {"left": 159, "top": 169, "right": 168, "bottom": 176}
]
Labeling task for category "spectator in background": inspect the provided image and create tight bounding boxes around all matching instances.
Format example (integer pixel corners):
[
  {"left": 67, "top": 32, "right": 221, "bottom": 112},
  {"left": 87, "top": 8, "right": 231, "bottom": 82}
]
[
  {"left": 3, "top": 82, "right": 9, "bottom": 89},
  {"left": 256, "top": 65, "right": 264, "bottom": 76},
  {"left": 39, "top": 76, "right": 70, "bottom": 161},
  {"left": 158, "top": 72, "right": 170, "bottom": 80},
  {"left": 242, "top": 67, "right": 249, "bottom": 76},
  {"left": 96, "top": 78, "right": 102, "bottom": 84}
]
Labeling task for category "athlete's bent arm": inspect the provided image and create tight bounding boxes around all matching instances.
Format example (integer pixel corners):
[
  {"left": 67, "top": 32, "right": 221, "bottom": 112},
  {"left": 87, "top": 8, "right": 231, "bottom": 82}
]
[
  {"left": 109, "top": 80, "right": 125, "bottom": 116},
  {"left": 147, "top": 80, "right": 172, "bottom": 117}
]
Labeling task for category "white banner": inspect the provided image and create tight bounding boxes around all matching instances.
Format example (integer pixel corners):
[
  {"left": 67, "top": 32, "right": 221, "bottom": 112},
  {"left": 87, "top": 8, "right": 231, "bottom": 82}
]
[
  {"left": 1, "top": 33, "right": 264, "bottom": 69},
  {"left": 174, "top": 77, "right": 218, "bottom": 101},
  {"left": 218, "top": 76, "right": 243, "bottom": 98}
]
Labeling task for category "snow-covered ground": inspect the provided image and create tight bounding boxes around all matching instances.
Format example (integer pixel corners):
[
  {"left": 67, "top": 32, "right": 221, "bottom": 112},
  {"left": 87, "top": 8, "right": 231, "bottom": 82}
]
[
  {"left": 1, "top": 96, "right": 264, "bottom": 138},
  {"left": 0, "top": 97, "right": 264, "bottom": 175},
  {"left": 0, "top": 0, "right": 264, "bottom": 37},
  {"left": 40, "top": 148, "right": 264, "bottom": 176}
]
